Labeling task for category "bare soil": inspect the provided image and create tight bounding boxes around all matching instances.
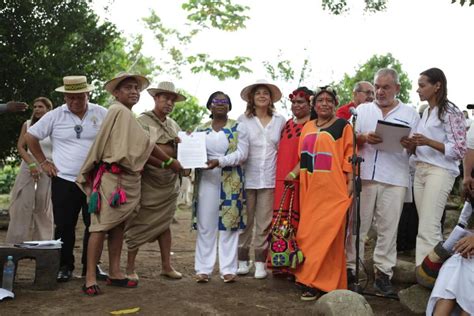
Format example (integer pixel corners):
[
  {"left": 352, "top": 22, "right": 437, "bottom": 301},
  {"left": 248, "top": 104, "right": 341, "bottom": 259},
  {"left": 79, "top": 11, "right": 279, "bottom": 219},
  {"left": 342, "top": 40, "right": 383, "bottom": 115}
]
[{"left": 0, "top": 208, "right": 417, "bottom": 315}]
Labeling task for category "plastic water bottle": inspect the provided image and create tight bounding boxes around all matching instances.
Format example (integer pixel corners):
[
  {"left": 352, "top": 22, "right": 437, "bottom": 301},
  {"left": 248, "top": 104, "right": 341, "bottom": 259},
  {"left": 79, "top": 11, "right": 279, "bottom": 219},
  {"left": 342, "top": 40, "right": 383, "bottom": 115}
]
[{"left": 2, "top": 256, "right": 15, "bottom": 292}]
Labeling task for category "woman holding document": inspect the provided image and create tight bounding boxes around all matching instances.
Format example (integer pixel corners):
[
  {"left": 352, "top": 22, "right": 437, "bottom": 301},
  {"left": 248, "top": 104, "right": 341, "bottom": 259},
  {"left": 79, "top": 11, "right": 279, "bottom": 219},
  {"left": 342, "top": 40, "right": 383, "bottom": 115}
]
[
  {"left": 410, "top": 68, "right": 466, "bottom": 266},
  {"left": 192, "top": 91, "right": 249, "bottom": 283}
]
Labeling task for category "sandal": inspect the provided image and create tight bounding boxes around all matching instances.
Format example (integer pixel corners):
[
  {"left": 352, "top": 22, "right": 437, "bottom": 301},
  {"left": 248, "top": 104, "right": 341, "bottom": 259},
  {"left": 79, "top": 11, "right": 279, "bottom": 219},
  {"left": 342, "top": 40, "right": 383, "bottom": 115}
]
[
  {"left": 195, "top": 274, "right": 209, "bottom": 283},
  {"left": 106, "top": 277, "right": 138, "bottom": 288},
  {"left": 82, "top": 284, "right": 102, "bottom": 296},
  {"left": 125, "top": 272, "right": 139, "bottom": 282},
  {"left": 300, "top": 288, "right": 321, "bottom": 301},
  {"left": 222, "top": 274, "right": 236, "bottom": 283}
]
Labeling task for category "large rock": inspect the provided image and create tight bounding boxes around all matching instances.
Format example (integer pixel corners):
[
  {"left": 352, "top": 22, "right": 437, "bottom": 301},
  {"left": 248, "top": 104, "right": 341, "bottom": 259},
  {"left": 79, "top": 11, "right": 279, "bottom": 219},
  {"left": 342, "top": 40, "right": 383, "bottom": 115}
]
[
  {"left": 311, "top": 290, "right": 374, "bottom": 316},
  {"left": 398, "top": 284, "right": 431, "bottom": 314},
  {"left": 392, "top": 258, "right": 416, "bottom": 284}
]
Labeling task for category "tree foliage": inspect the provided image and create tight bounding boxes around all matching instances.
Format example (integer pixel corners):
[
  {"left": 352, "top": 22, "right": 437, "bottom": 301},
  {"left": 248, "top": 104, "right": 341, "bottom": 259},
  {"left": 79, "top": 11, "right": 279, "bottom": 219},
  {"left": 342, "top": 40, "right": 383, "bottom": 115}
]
[
  {"left": 144, "top": 1, "right": 252, "bottom": 80},
  {"left": 0, "top": 0, "right": 154, "bottom": 162},
  {"left": 322, "top": 0, "right": 473, "bottom": 15},
  {"left": 169, "top": 90, "right": 208, "bottom": 132},
  {"left": 333, "top": 53, "right": 412, "bottom": 105}
]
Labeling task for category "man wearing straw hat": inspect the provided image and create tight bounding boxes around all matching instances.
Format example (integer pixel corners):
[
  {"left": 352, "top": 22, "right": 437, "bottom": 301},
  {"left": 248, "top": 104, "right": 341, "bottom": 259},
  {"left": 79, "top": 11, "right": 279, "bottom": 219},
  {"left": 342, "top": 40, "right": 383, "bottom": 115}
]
[
  {"left": 77, "top": 73, "right": 182, "bottom": 295},
  {"left": 26, "top": 75, "right": 108, "bottom": 282}
]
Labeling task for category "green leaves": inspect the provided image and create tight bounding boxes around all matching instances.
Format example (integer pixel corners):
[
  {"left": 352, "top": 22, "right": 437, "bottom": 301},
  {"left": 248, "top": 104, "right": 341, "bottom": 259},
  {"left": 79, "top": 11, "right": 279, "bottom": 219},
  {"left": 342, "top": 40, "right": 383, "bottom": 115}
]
[
  {"left": 333, "top": 53, "right": 412, "bottom": 105},
  {"left": 182, "top": 0, "right": 250, "bottom": 31},
  {"left": 145, "top": 1, "right": 252, "bottom": 80},
  {"left": 451, "top": 0, "right": 474, "bottom": 6},
  {"left": 321, "top": 0, "right": 388, "bottom": 14}
]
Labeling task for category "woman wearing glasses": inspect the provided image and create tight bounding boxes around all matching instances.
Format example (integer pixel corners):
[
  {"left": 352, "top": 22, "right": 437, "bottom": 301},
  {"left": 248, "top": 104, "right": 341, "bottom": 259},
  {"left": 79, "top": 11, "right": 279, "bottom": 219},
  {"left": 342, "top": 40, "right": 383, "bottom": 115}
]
[
  {"left": 293, "top": 86, "right": 354, "bottom": 300},
  {"left": 193, "top": 91, "right": 249, "bottom": 283}
]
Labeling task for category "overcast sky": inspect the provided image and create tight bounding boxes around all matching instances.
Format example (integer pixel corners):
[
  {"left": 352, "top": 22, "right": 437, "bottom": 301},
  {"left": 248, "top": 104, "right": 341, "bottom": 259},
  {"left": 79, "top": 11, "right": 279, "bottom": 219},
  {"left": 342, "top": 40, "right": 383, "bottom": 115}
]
[{"left": 93, "top": 0, "right": 474, "bottom": 118}]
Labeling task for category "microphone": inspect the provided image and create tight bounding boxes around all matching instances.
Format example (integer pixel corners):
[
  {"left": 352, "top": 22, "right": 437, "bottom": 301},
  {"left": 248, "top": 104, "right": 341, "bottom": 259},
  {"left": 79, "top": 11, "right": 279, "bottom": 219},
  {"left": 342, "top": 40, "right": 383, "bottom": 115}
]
[{"left": 349, "top": 107, "right": 358, "bottom": 117}]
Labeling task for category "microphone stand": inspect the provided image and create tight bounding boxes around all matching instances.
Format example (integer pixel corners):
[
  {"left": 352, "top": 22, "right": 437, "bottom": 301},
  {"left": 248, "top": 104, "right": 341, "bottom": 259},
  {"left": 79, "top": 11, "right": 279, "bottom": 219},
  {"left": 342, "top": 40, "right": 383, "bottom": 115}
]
[{"left": 349, "top": 113, "right": 363, "bottom": 294}]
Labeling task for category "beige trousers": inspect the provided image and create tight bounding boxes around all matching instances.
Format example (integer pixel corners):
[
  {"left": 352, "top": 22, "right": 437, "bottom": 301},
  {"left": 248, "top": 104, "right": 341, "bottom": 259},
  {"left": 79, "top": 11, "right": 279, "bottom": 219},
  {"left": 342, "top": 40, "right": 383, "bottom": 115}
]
[
  {"left": 238, "top": 188, "right": 274, "bottom": 262},
  {"left": 6, "top": 161, "right": 54, "bottom": 244},
  {"left": 346, "top": 180, "right": 406, "bottom": 278},
  {"left": 414, "top": 162, "right": 456, "bottom": 266}
]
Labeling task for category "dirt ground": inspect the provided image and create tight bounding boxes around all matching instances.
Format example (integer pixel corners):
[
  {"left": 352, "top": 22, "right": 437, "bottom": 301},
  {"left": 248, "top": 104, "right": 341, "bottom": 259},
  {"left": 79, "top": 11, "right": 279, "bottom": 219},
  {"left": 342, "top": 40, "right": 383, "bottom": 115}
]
[{"left": 0, "top": 208, "right": 417, "bottom": 316}]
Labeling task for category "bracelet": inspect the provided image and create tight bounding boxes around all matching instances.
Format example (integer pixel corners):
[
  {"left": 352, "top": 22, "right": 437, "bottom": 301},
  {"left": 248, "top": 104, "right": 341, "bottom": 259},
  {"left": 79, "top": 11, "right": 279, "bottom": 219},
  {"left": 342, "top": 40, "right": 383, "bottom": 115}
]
[
  {"left": 164, "top": 157, "right": 174, "bottom": 167},
  {"left": 289, "top": 171, "right": 297, "bottom": 179},
  {"left": 28, "top": 162, "right": 37, "bottom": 169},
  {"left": 39, "top": 159, "right": 50, "bottom": 166}
]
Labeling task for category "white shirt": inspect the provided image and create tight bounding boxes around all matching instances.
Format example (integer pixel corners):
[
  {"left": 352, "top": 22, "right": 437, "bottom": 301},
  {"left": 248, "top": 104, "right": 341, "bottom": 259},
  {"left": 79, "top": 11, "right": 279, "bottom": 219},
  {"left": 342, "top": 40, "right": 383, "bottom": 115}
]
[
  {"left": 413, "top": 106, "right": 466, "bottom": 177},
  {"left": 355, "top": 101, "right": 420, "bottom": 187},
  {"left": 28, "top": 103, "right": 107, "bottom": 182},
  {"left": 238, "top": 112, "right": 286, "bottom": 189},
  {"left": 468, "top": 121, "right": 474, "bottom": 149}
]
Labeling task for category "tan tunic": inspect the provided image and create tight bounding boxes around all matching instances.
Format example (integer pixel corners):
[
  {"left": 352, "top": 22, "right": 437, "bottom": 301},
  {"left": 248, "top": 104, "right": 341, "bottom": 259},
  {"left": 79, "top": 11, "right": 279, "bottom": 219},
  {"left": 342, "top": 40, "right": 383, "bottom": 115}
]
[
  {"left": 125, "top": 112, "right": 180, "bottom": 250},
  {"left": 76, "top": 102, "right": 157, "bottom": 232}
]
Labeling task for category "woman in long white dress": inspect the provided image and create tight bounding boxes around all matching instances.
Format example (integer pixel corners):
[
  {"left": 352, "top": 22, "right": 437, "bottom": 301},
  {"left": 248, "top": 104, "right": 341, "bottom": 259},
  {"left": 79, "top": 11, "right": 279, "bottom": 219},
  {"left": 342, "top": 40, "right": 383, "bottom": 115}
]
[{"left": 6, "top": 97, "right": 54, "bottom": 244}]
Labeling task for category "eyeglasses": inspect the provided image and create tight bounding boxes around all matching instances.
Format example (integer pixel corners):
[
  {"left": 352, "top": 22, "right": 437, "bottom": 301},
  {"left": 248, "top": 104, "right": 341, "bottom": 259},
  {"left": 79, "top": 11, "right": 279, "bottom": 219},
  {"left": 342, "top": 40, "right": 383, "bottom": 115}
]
[
  {"left": 357, "top": 90, "right": 374, "bottom": 96},
  {"left": 211, "top": 99, "right": 230, "bottom": 105}
]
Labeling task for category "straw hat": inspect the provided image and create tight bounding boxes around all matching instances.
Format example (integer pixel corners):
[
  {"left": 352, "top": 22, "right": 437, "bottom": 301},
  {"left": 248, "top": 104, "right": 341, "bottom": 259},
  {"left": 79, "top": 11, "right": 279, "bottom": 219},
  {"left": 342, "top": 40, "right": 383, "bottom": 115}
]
[
  {"left": 55, "top": 76, "right": 95, "bottom": 93},
  {"left": 240, "top": 79, "right": 282, "bottom": 103},
  {"left": 147, "top": 81, "right": 186, "bottom": 102},
  {"left": 104, "top": 72, "right": 150, "bottom": 93}
]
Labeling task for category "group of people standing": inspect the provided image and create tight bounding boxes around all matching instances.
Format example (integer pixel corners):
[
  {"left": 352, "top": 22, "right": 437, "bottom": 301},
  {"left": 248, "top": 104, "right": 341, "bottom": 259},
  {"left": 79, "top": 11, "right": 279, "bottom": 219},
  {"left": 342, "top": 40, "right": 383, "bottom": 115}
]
[{"left": 3, "top": 67, "right": 473, "bottom": 313}]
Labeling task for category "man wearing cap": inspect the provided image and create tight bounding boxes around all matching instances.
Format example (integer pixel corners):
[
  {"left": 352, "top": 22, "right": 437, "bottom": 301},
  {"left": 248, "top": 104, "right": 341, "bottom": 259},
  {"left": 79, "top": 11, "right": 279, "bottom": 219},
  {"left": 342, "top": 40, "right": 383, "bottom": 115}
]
[
  {"left": 336, "top": 81, "right": 374, "bottom": 120},
  {"left": 0, "top": 101, "right": 28, "bottom": 113},
  {"left": 25, "top": 75, "right": 108, "bottom": 282},
  {"left": 345, "top": 68, "right": 419, "bottom": 297},
  {"left": 77, "top": 74, "right": 182, "bottom": 295},
  {"left": 125, "top": 81, "right": 186, "bottom": 282}
]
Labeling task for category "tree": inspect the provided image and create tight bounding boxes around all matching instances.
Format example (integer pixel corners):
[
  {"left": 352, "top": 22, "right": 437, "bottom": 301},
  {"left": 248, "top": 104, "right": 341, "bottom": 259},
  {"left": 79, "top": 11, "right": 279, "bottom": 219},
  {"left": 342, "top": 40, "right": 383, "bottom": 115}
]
[
  {"left": 333, "top": 53, "right": 412, "bottom": 105},
  {"left": 321, "top": 0, "right": 473, "bottom": 15},
  {"left": 144, "top": 0, "right": 252, "bottom": 80},
  {"left": 169, "top": 90, "right": 208, "bottom": 132},
  {"left": 0, "top": 0, "right": 155, "bottom": 162}
]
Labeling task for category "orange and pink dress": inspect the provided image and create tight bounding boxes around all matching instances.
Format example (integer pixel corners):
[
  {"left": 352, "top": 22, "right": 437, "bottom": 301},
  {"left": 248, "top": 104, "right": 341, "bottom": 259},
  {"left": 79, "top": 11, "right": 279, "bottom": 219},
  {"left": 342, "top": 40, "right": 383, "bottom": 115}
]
[{"left": 294, "top": 118, "right": 353, "bottom": 292}]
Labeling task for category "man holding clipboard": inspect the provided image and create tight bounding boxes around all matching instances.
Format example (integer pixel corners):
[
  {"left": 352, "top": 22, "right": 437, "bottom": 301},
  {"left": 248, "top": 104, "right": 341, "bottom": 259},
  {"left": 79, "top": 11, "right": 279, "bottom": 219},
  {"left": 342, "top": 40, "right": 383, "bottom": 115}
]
[{"left": 345, "top": 68, "right": 419, "bottom": 297}]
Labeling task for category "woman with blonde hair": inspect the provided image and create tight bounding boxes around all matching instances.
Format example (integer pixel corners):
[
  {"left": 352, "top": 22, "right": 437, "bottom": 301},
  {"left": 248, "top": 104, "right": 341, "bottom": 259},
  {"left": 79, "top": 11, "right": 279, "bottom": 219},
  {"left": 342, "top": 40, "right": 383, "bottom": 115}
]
[{"left": 6, "top": 97, "right": 54, "bottom": 243}]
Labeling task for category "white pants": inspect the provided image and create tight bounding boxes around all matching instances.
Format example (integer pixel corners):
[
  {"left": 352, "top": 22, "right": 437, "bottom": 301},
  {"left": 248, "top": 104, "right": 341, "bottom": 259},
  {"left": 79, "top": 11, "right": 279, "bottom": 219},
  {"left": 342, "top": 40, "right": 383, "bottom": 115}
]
[
  {"left": 346, "top": 180, "right": 406, "bottom": 277},
  {"left": 194, "top": 168, "right": 239, "bottom": 276},
  {"left": 414, "top": 162, "right": 456, "bottom": 266}
]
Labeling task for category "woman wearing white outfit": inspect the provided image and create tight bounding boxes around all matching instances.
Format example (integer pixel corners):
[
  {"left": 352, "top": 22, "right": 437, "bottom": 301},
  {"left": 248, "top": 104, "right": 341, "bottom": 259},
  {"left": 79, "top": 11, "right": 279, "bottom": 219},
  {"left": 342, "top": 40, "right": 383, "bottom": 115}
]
[
  {"left": 193, "top": 91, "right": 249, "bottom": 283},
  {"left": 236, "top": 80, "right": 286, "bottom": 279},
  {"left": 409, "top": 68, "right": 466, "bottom": 266},
  {"left": 6, "top": 97, "right": 54, "bottom": 244}
]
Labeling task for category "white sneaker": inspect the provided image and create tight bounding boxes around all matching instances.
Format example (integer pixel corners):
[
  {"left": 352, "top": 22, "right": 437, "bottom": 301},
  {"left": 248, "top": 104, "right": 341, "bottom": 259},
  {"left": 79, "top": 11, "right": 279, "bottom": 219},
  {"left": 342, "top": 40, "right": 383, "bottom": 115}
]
[
  {"left": 237, "top": 260, "right": 251, "bottom": 275},
  {"left": 254, "top": 262, "right": 267, "bottom": 279}
]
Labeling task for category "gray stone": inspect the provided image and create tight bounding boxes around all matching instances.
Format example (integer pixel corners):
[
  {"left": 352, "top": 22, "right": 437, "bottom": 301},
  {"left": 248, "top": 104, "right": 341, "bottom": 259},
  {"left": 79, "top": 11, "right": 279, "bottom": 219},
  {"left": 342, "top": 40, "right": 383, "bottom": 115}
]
[
  {"left": 392, "top": 258, "right": 416, "bottom": 284},
  {"left": 310, "top": 290, "right": 374, "bottom": 316},
  {"left": 398, "top": 284, "right": 431, "bottom": 315}
]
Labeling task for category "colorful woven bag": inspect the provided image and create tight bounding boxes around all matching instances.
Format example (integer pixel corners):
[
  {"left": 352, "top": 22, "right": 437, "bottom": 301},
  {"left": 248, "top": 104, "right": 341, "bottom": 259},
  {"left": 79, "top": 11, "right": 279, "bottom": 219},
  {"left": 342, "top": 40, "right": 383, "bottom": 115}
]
[{"left": 268, "top": 185, "right": 304, "bottom": 269}]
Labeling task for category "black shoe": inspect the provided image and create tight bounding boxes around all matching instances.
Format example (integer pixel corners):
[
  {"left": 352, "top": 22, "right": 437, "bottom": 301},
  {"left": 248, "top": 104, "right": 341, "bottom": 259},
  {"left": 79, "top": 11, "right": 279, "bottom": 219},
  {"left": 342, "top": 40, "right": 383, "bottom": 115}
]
[
  {"left": 57, "top": 268, "right": 73, "bottom": 282},
  {"left": 81, "top": 265, "right": 108, "bottom": 281},
  {"left": 374, "top": 270, "right": 396, "bottom": 297}
]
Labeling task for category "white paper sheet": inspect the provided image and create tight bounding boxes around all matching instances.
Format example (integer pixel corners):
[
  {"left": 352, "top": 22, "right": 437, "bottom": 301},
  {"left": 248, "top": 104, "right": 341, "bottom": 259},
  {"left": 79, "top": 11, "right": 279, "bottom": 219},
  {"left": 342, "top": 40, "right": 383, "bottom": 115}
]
[
  {"left": 373, "top": 120, "right": 411, "bottom": 153},
  {"left": 443, "top": 225, "right": 470, "bottom": 252},
  {"left": 177, "top": 131, "right": 207, "bottom": 169},
  {"left": 15, "top": 239, "right": 63, "bottom": 249}
]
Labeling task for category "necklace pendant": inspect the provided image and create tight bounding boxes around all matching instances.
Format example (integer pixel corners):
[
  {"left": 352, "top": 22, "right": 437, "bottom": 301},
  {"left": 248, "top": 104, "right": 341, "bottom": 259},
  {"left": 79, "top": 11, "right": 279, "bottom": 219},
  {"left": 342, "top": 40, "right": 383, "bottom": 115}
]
[{"left": 74, "top": 124, "right": 83, "bottom": 139}]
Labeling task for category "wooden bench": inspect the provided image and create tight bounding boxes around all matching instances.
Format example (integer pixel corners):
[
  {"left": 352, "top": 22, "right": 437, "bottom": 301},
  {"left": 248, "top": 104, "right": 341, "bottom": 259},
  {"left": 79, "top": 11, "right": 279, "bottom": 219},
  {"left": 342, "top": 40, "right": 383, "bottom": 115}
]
[{"left": 0, "top": 246, "right": 60, "bottom": 290}]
